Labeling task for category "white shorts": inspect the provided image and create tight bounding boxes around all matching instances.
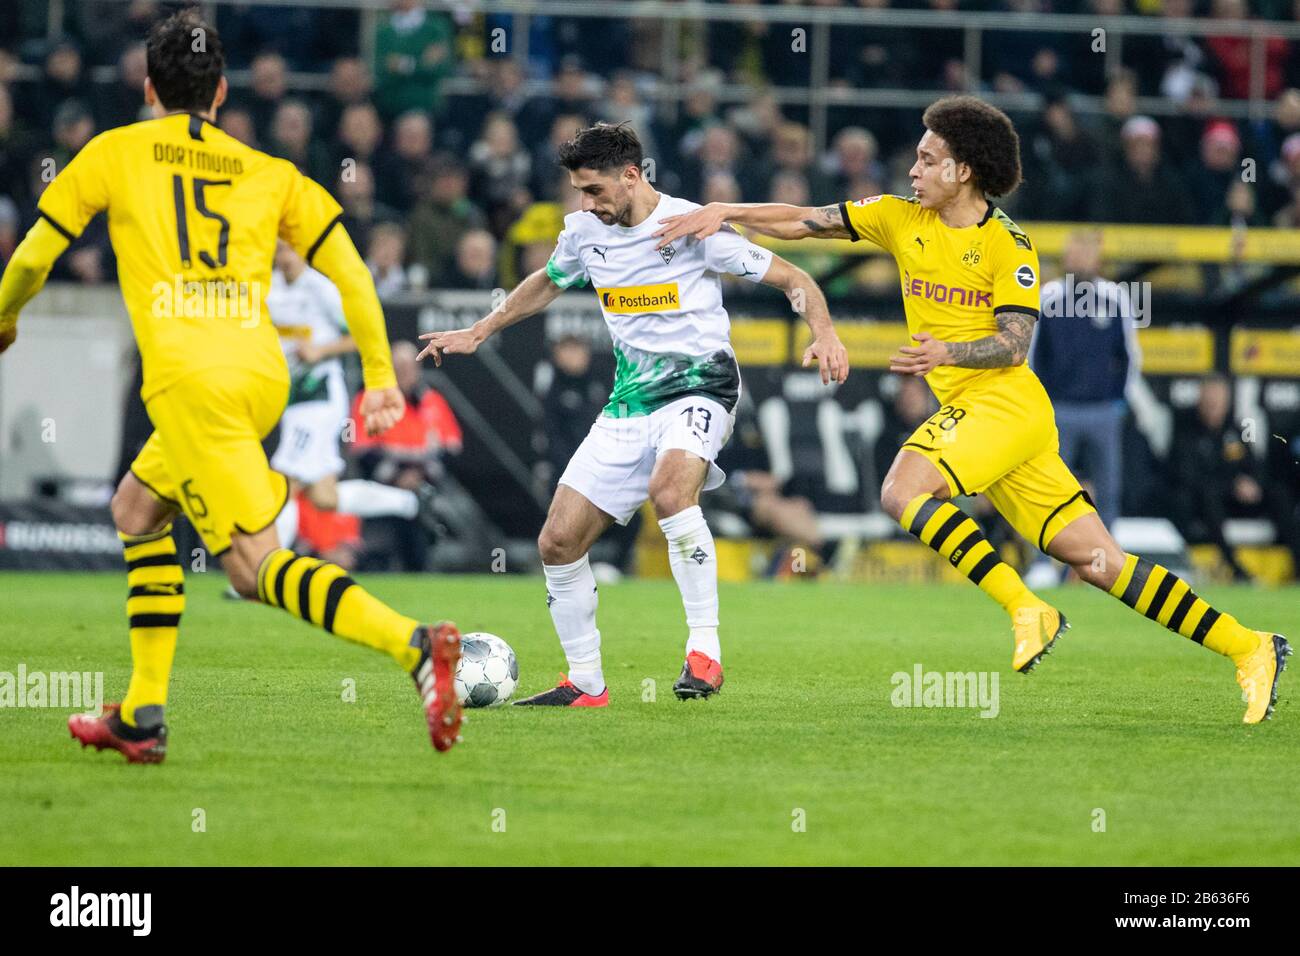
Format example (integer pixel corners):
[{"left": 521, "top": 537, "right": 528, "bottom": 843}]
[
  {"left": 270, "top": 391, "right": 348, "bottom": 485},
  {"left": 558, "top": 395, "right": 735, "bottom": 525}
]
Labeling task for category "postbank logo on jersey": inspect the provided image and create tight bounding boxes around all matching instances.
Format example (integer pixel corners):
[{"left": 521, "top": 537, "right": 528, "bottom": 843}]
[{"left": 597, "top": 282, "right": 681, "bottom": 313}]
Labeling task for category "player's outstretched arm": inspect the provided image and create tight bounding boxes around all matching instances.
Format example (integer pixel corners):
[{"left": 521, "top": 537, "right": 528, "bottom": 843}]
[
  {"left": 888, "top": 310, "right": 1037, "bottom": 377},
  {"left": 654, "top": 202, "right": 850, "bottom": 247},
  {"left": 0, "top": 219, "right": 72, "bottom": 354},
  {"left": 417, "top": 268, "right": 563, "bottom": 366},
  {"left": 760, "top": 255, "right": 849, "bottom": 385}
]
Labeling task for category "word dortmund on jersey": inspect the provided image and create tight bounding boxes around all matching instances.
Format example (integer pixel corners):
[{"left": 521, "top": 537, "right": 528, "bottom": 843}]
[
  {"left": 839, "top": 195, "right": 1042, "bottom": 403},
  {"left": 36, "top": 112, "right": 344, "bottom": 401},
  {"left": 546, "top": 192, "right": 774, "bottom": 417}
]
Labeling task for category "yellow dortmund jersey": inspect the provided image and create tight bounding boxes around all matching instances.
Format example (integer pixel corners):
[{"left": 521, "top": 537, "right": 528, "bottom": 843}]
[
  {"left": 37, "top": 112, "right": 344, "bottom": 401},
  {"left": 840, "top": 195, "right": 1043, "bottom": 404}
]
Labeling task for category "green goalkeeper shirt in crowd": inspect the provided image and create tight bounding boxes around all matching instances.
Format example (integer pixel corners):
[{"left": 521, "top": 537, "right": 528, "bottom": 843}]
[{"left": 374, "top": 8, "right": 456, "bottom": 119}]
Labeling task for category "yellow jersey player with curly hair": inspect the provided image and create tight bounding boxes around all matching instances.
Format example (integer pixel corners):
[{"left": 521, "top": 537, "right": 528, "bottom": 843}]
[
  {"left": 0, "top": 9, "right": 463, "bottom": 761},
  {"left": 655, "top": 95, "right": 1289, "bottom": 724}
]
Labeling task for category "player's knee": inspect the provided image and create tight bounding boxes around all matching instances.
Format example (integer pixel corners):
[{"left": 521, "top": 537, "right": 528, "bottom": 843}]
[
  {"left": 537, "top": 526, "right": 579, "bottom": 566},
  {"left": 649, "top": 484, "right": 696, "bottom": 519},
  {"left": 111, "top": 478, "right": 163, "bottom": 535},
  {"left": 880, "top": 482, "right": 912, "bottom": 522}
]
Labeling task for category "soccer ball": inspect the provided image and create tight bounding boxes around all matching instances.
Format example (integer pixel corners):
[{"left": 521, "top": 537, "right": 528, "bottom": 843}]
[{"left": 455, "top": 632, "right": 518, "bottom": 707}]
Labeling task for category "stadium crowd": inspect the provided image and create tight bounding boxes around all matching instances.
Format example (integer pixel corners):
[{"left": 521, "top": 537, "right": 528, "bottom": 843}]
[{"left": 2, "top": 0, "right": 1300, "bottom": 289}]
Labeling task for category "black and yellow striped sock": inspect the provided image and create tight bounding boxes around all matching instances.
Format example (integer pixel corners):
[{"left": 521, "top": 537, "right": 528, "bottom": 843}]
[
  {"left": 1108, "top": 554, "right": 1256, "bottom": 658},
  {"left": 120, "top": 525, "right": 184, "bottom": 728},
  {"left": 901, "top": 493, "right": 1035, "bottom": 613},
  {"left": 256, "top": 548, "right": 421, "bottom": 670}
]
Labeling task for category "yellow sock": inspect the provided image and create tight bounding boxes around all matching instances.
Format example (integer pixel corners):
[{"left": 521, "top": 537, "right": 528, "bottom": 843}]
[
  {"left": 120, "top": 526, "right": 184, "bottom": 728},
  {"left": 1107, "top": 554, "right": 1257, "bottom": 658},
  {"left": 256, "top": 549, "right": 421, "bottom": 670},
  {"left": 900, "top": 494, "right": 1035, "bottom": 612}
]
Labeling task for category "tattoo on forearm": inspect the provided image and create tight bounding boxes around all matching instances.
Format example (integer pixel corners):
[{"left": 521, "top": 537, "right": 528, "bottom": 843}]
[
  {"left": 945, "top": 311, "right": 1036, "bottom": 368},
  {"left": 800, "top": 204, "right": 850, "bottom": 238}
]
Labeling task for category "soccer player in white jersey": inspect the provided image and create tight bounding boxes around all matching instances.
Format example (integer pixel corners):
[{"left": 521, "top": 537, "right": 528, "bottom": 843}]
[
  {"left": 419, "top": 123, "right": 848, "bottom": 706},
  {"left": 267, "top": 241, "right": 433, "bottom": 550}
]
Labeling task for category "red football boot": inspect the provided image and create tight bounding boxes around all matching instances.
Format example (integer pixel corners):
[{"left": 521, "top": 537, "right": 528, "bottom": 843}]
[
  {"left": 412, "top": 622, "right": 463, "bottom": 752},
  {"left": 68, "top": 703, "right": 167, "bottom": 764},
  {"left": 513, "top": 675, "right": 609, "bottom": 707},
  {"left": 673, "top": 651, "right": 724, "bottom": 700}
]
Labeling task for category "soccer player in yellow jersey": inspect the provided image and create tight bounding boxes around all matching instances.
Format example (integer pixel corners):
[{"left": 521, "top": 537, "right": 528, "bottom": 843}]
[
  {"left": 656, "top": 95, "right": 1290, "bottom": 724},
  {"left": 0, "top": 10, "right": 463, "bottom": 761}
]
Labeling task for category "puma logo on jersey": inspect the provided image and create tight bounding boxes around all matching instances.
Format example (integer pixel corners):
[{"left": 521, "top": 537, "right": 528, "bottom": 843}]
[
  {"left": 914, "top": 236, "right": 926, "bottom": 251},
  {"left": 597, "top": 282, "right": 681, "bottom": 313},
  {"left": 591, "top": 246, "right": 608, "bottom": 262}
]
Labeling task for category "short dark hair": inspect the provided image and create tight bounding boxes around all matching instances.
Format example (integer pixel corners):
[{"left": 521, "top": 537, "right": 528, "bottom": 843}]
[
  {"left": 146, "top": 8, "right": 225, "bottom": 113},
  {"left": 557, "top": 122, "right": 643, "bottom": 175},
  {"left": 921, "top": 96, "right": 1022, "bottom": 198}
]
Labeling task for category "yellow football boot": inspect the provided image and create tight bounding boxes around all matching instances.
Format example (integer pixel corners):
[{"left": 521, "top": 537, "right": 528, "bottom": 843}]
[
  {"left": 1234, "top": 632, "right": 1291, "bottom": 724},
  {"left": 1012, "top": 603, "right": 1069, "bottom": 673}
]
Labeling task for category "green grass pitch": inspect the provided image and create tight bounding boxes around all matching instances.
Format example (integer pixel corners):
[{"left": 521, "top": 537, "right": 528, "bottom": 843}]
[{"left": 1, "top": 571, "right": 1297, "bottom": 866}]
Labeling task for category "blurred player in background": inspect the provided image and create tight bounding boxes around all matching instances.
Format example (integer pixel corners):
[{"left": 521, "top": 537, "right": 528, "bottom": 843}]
[
  {"left": 657, "top": 95, "right": 1289, "bottom": 724},
  {"left": 421, "top": 122, "right": 848, "bottom": 706},
  {"left": 0, "top": 9, "right": 463, "bottom": 761},
  {"left": 265, "top": 241, "right": 437, "bottom": 553}
]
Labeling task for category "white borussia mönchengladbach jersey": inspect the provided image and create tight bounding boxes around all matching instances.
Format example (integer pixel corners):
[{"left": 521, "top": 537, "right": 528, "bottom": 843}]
[
  {"left": 546, "top": 192, "right": 775, "bottom": 417},
  {"left": 267, "top": 266, "right": 349, "bottom": 407}
]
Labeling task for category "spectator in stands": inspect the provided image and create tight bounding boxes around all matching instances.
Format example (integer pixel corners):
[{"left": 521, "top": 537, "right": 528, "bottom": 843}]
[
  {"left": 26, "top": 41, "right": 91, "bottom": 133},
  {"left": 531, "top": 113, "right": 585, "bottom": 199},
  {"left": 374, "top": 109, "right": 434, "bottom": 211},
  {"left": 448, "top": 229, "right": 499, "bottom": 290},
  {"left": 1017, "top": 94, "right": 1100, "bottom": 221},
  {"left": 238, "top": 51, "right": 288, "bottom": 143},
  {"left": 764, "top": 122, "right": 834, "bottom": 200},
  {"left": 520, "top": 55, "right": 595, "bottom": 146},
  {"left": 1090, "top": 115, "right": 1195, "bottom": 224},
  {"left": 374, "top": 0, "right": 455, "bottom": 120},
  {"left": 1172, "top": 374, "right": 1300, "bottom": 582},
  {"left": 820, "top": 127, "right": 886, "bottom": 198},
  {"left": 468, "top": 112, "right": 533, "bottom": 235},
  {"left": 406, "top": 154, "right": 485, "bottom": 287},
  {"left": 446, "top": 58, "right": 529, "bottom": 155},
  {"left": 597, "top": 72, "right": 657, "bottom": 159},
  {"left": 366, "top": 222, "right": 410, "bottom": 298},
  {"left": 219, "top": 106, "right": 258, "bottom": 148},
  {"left": 94, "top": 42, "right": 147, "bottom": 130},
  {"left": 1189, "top": 121, "right": 1244, "bottom": 223},
  {"left": 1125, "top": 0, "right": 1213, "bottom": 101},
  {"left": 1204, "top": 0, "right": 1290, "bottom": 100},
  {"left": 0, "top": 84, "right": 36, "bottom": 209},
  {"left": 317, "top": 56, "right": 372, "bottom": 142},
  {"left": 337, "top": 161, "right": 399, "bottom": 254},
  {"left": 333, "top": 102, "right": 384, "bottom": 173},
  {"left": 684, "top": 124, "right": 755, "bottom": 203},
  {"left": 269, "top": 99, "right": 333, "bottom": 186},
  {"left": 350, "top": 340, "right": 462, "bottom": 572},
  {"left": 701, "top": 170, "right": 743, "bottom": 206},
  {"left": 1031, "top": 230, "right": 1140, "bottom": 529}
]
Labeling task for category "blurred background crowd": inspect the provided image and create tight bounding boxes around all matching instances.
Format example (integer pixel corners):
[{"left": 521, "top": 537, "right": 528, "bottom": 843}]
[{"left": 2, "top": 0, "right": 1300, "bottom": 287}]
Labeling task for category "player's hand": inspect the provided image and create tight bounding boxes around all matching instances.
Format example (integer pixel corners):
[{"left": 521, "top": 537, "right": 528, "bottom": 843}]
[
  {"left": 889, "top": 332, "right": 949, "bottom": 377},
  {"left": 652, "top": 203, "right": 728, "bottom": 249},
  {"left": 297, "top": 341, "right": 323, "bottom": 365},
  {"left": 802, "top": 333, "right": 849, "bottom": 385},
  {"left": 358, "top": 387, "right": 405, "bottom": 437},
  {"left": 0, "top": 324, "right": 15, "bottom": 355},
  {"left": 417, "top": 326, "right": 483, "bottom": 366}
]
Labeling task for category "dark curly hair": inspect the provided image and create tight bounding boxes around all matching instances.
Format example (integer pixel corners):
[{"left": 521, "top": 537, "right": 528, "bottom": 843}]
[
  {"left": 557, "top": 122, "right": 643, "bottom": 174},
  {"left": 146, "top": 8, "right": 225, "bottom": 113},
  {"left": 921, "top": 96, "right": 1022, "bottom": 198}
]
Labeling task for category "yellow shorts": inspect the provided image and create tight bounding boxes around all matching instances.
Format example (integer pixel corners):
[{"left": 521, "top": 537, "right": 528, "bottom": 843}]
[
  {"left": 901, "top": 380, "right": 1096, "bottom": 552},
  {"left": 130, "top": 368, "right": 291, "bottom": 555}
]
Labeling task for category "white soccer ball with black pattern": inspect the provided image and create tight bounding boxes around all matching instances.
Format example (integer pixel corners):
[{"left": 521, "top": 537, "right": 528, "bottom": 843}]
[{"left": 454, "top": 632, "right": 518, "bottom": 707}]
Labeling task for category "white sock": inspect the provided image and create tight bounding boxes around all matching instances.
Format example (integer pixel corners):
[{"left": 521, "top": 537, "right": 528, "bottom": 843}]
[
  {"left": 543, "top": 555, "right": 604, "bottom": 695},
  {"left": 274, "top": 496, "right": 299, "bottom": 549},
  {"left": 336, "top": 479, "right": 418, "bottom": 518},
  {"left": 658, "top": 505, "right": 721, "bottom": 663}
]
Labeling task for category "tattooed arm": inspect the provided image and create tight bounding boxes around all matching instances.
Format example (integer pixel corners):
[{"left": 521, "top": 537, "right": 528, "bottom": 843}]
[
  {"left": 944, "top": 310, "right": 1037, "bottom": 368},
  {"left": 889, "top": 311, "right": 1037, "bottom": 377},
  {"left": 653, "top": 202, "right": 850, "bottom": 245}
]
